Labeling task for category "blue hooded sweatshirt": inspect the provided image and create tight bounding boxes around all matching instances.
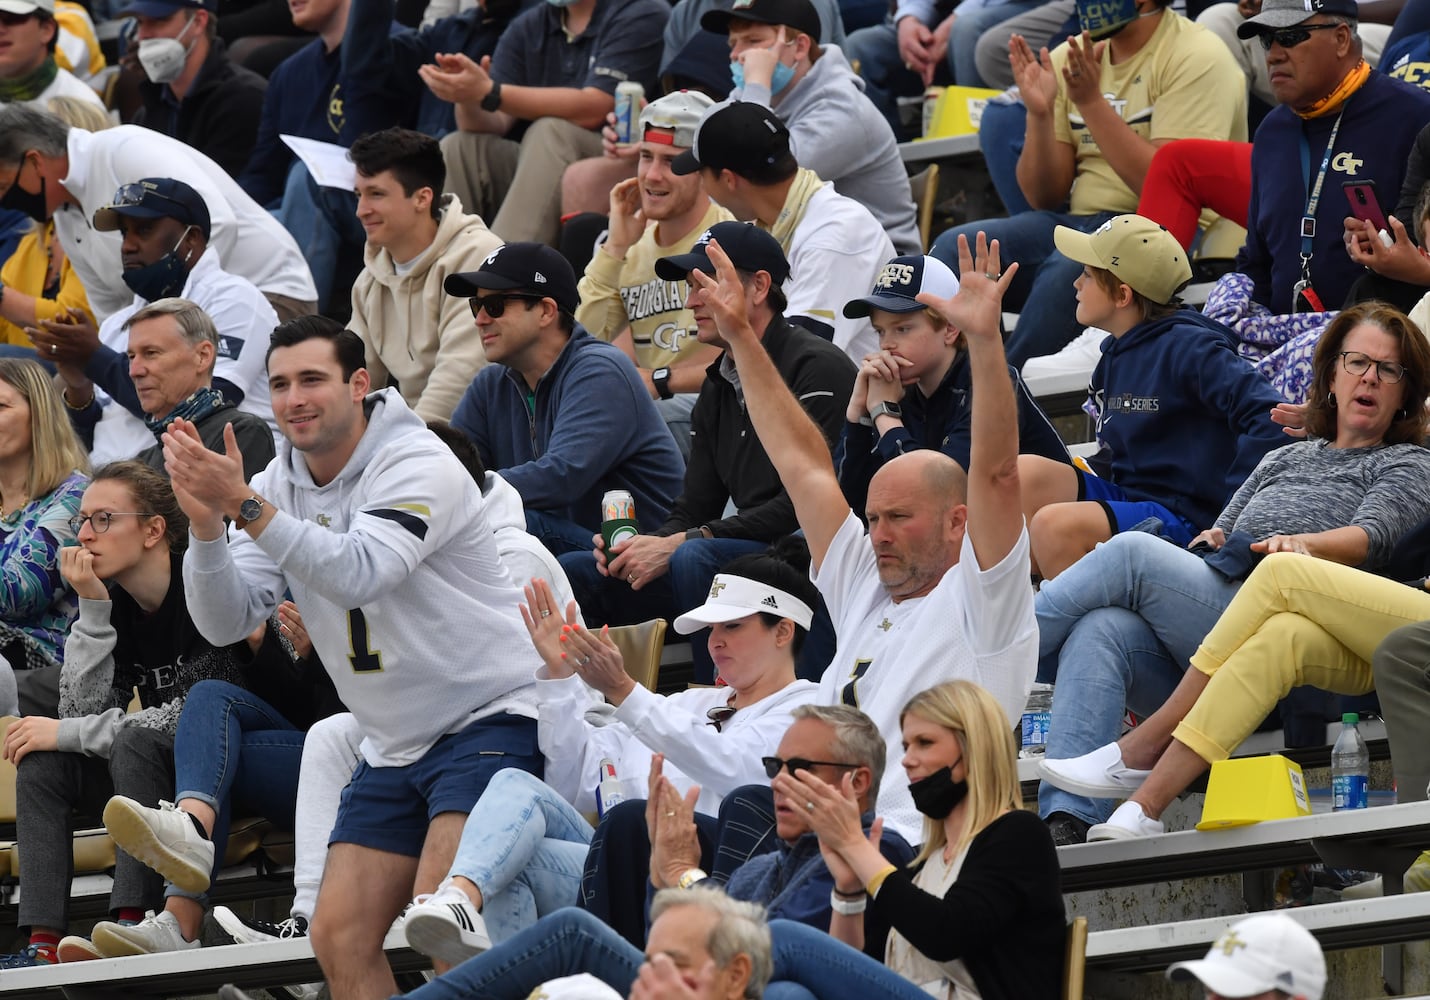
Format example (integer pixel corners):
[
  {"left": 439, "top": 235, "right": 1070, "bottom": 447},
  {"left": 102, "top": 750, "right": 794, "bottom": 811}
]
[{"left": 1088, "top": 310, "right": 1289, "bottom": 529}]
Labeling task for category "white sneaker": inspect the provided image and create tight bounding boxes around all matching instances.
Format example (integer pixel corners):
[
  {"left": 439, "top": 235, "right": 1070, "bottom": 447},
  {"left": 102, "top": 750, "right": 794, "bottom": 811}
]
[
  {"left": 56, "top": 936, "right": 104, "bottom": 963},
  {"left": 403, "top": 879, "right": 491, "bottom": 964},
  {"left": 212, "top": 906, "right": 309, "bottom": 945},
  {"left": 91, "top": 911, "right": 200, "bottom": 957},
  {"left": 103, "top": 796, "right": 215, "bottom": 894},
  {"left": 1039, "top": 743, "right": 1152, "bottom": 799},
  {"left": 1087, "top": 801, "right": 1164, "bottom": 841}
]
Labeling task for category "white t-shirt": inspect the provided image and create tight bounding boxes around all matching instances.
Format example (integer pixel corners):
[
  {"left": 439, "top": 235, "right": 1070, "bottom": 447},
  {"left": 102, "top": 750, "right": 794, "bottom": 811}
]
[
  {"left": 785, "top": 183, "right": 893, "bottom": 363},
  {"left": 814, "top": 511, "right": 1037, "bottom": 842}
]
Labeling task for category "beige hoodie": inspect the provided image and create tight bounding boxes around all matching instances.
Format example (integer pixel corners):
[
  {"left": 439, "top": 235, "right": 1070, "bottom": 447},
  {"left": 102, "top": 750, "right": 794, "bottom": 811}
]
[{"left": 349, "top": 193, "right": 503, "bottom": 422}]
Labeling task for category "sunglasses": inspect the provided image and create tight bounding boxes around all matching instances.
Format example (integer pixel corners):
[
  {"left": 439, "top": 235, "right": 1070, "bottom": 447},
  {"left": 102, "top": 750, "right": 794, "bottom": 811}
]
[
  {"left": 1256, "top": 22, "right": 1342, "bottom": 50},
  {"left": 762, "top": 756, "right": 860, "bottom": 779},
  {"left": 0, "top": 10, "right": 38, "bottom": 25},
  {"left": 467, "top": 293, "right": 545, "bottom": 319}
]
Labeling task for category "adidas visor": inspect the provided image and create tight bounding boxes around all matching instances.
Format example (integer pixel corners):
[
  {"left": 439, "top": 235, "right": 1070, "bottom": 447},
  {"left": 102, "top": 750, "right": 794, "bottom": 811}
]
[{"left": 673, "top": 573, "right": 815, "bottom": 634}]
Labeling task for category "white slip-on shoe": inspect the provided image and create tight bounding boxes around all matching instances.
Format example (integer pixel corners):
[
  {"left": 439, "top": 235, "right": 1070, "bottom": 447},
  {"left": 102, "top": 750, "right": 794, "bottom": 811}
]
[
  {"left": 92, "top": 911, "right": 201, "bottom": 957},
  {"left": 56, "top": 936, "right": 104, "bottom": 963},
  {"left": 1039, "top": 742, "right": 1152, "bottom": 799},
  {"left": 103, "top": 796, "right": 215, "bottom": 894},
  {"left": 1087, "top": 801, "right": 1164, "bottom": 841},
  {"left": 403, "top": 879, "right": 492, "bottom": 965}
]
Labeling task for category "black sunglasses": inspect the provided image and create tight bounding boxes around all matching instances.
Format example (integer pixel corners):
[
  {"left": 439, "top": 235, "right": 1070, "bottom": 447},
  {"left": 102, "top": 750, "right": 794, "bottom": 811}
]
[
  {"left": 1256, "top": 22, "right": 1342, "bottom": 50},
  {"left": 467, "top": 293, "right": 545, "bottom": 319},
  {"left": 762, "top": 756, "right": 860, "bottom": 779},
  {"left": 0, "top": 9, "right": 37, "bottom": 24}
]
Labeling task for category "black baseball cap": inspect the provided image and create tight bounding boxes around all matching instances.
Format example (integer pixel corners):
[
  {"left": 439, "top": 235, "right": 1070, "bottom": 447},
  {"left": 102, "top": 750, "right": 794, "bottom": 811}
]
[
  {"left": 672, "top": 102, "right": 793, "bottom": 177},
  {"left": 654, "top": 220, "right": 790, "bottom": 284},
  {"left": 93, "top": 178, "right": 212, "bottom": 239},
  {"left": 700, "top": 0, "right": 821, "bottom": 39},
  {"left": 444, "top": 242, "right": 580, "bottom": 314}
]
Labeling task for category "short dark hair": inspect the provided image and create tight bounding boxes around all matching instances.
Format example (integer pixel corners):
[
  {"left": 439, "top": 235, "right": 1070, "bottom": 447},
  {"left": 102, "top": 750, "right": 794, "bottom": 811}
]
[
  {"left": 349, "top": 128, "right": 446, "bottom": 220},
  {"left": 737, "top": 269, "right": 787, "bottom": 314},
  {"left": 266, "top": 314, "right": 367, "bottom": 382},
  {"left": 37, "top": 12, "right": 58, "bottom": 54},
  {"left": 92, "top": 461, "right": 189, "bottom": 553},
  {"left": 426, "top": 420, "right": 486, "bottom": 483},
  {"left": 718, "top": 150, "right": 798, "bottom": 187}
]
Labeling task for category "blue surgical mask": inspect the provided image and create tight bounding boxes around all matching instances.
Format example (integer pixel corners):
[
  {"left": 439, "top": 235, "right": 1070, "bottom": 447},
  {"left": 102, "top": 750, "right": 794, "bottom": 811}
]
[
  {"left": 122, "top": 226, "right": 197, "bottom": 303},
  {"left": 731, "top": 41, "right": 797, "bottom": 95}
]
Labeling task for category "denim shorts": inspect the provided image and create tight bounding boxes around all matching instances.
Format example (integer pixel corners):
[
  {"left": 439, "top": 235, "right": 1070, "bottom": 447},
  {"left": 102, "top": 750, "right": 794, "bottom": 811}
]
[
  {"left": 329, "top": 713, "right": 542, "bottom": 857},
  {"left": 1076, "top": 471, "right": 1198, "bottom": 546}
]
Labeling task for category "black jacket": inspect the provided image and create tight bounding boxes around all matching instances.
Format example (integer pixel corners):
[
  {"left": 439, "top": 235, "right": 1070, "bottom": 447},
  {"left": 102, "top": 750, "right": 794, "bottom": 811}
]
[{"left": 657, "top": 316, "right": 856, "bottom": 541}]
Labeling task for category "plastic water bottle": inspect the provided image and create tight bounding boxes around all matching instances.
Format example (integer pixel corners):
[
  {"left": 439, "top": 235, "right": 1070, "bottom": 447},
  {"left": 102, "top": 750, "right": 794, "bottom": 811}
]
[
  {"left": 1020, "top": 684, "right": 1054, "bottom": 757},
  {"left": 595, "top": 758, "right": 624, "bottom": 820},
  {"left": 1331, "top": 712, "right": 1370, "bottom": 811}
]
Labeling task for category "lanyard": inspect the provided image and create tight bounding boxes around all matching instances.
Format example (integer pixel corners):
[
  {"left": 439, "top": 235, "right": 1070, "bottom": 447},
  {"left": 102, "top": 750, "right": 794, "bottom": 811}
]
[{"left": 1297, "top": 110, "right": 1345, "bottom": 269}]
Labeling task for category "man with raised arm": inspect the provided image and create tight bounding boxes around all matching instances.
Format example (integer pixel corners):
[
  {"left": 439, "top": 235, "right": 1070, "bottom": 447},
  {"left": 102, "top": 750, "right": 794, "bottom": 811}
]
[{"left": 693, "top": 232, "right": 1037, "bottom": 843}]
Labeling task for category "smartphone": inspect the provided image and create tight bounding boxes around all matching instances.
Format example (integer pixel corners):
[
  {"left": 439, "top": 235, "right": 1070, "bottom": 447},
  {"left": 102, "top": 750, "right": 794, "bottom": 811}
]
[{"left": 1344, "top": 180, "right": 1390, "bottom": 233}]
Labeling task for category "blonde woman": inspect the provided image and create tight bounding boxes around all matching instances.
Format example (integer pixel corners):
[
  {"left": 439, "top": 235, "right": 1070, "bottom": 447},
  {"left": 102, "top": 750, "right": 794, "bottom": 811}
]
[
  {"left": 766, "top": 681, "right": 1065, "bottom": 999},
  {"left": 0, "top": 358, "right": 89, "bottom": 717}
]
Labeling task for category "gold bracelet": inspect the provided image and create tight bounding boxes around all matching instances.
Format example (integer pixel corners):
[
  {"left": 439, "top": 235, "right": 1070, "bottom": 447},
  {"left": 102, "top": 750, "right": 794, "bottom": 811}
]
[
  {"left": 62, "top": 387, "right": 95, "bottom": 411},
  {"left": 865, "top": 863, "right": 898, "bottom": 898}
]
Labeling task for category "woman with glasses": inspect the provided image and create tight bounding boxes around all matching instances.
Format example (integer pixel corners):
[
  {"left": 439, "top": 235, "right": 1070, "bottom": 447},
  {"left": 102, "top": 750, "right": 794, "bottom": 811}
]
[
  {"left": 0, "top": 358, "right": 88, "bottom": 718},
  {"left": 0, "top": 462, "right": 287, "bottom": 967},
  {"left": 400, "top": 539, "right": 820, "bottom": 961},
  {"left": 1036, "top": 301, "right": 1430, "bottom": 844},
  {"left": 762, "top": 680, "right": 1065, "bottom": 999}
]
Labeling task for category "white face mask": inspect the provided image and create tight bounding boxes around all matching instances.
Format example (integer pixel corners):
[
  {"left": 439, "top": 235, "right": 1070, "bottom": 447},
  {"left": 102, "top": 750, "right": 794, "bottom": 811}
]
[{"left": 136, "top": 14, "right": 197, "bottom": 85}]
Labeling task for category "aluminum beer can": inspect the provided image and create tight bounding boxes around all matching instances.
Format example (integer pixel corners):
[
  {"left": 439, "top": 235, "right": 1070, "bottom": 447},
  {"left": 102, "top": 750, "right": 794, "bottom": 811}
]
[
  {"left": 602, "top": 489, "right": 639, "bottom": 551},
  {"left": 613, "top": 81, "right": 645, "bottom": 145}
]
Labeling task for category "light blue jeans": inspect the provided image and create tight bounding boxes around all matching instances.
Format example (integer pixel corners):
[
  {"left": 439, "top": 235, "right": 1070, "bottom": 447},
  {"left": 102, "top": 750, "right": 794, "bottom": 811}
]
[
  {"left": 1035, "top": 532, "right": 1243, "bottom": 825},
  {"left": 449, "top": 768, "right": 592, "bottom": 944}
]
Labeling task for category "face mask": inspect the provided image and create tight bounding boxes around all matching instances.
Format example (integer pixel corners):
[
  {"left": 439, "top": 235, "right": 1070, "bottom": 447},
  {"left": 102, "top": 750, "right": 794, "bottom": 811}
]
[
  {"left": 122, "top": 226, "right": 197, "bottom": 302},
  {"left": 1075, "top": 0, "right": 1141, "bottom": 40},
  {"left": 908, "top": 764, "right": 968, "bottom": 820},
  {"left": 731, "top": 39, "right": 797, "bottom": 94},
  {"left": 0, "top": 157, "right": 48, "bottom": 223},
  {"left": 136, "top": 15, "right": 197, "bottom": 84}
]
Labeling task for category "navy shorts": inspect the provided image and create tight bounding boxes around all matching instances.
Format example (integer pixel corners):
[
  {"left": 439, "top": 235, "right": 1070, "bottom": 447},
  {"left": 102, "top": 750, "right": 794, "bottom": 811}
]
[
  {"left": 329, "top": 713, "right": 542, "bottom": 857},
  {"left": 1075, "top": 471, "right": 1198, "bottom": 546}
]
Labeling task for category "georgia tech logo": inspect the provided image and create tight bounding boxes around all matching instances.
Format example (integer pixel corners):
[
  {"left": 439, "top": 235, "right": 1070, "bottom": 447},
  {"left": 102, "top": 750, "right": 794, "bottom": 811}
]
[
  {"left": 875, "top": 263, "right": 915, "bottom": 289},
  {"left": 1332, "top": 152, "right": 1364, "bottom": 175}
]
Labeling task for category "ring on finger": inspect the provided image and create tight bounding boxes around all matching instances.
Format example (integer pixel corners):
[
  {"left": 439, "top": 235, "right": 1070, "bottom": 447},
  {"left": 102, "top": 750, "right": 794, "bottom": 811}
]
[
  {"left": 540, "top": 609, "right": 552, "bottom": 618},
  {"left": 805, "top": 801, "right": 815, "bottom": 812}
]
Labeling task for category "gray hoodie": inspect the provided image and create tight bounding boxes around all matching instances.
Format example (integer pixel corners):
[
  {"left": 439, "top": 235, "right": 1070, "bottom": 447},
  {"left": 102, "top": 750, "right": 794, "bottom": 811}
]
[{"left": 735, "top": 45, "right": 922, "bottom": 255}]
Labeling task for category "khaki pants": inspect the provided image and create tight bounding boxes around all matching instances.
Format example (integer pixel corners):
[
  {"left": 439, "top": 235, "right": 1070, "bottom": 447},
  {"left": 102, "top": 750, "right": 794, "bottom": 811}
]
[
  {"left": 442, "top": 118, "right": 606, "bottom": 246},
  {"left": 264, "top": 292, "right": 319, "bottom": 323},
  {"left": 1175, "top": 553, "right": 1430, "bottom": 766}
]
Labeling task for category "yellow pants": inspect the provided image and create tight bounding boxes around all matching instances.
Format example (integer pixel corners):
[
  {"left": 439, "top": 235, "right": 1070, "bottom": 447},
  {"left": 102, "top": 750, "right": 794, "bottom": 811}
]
[{"left": 1174, "top": 553, "right": 1430, "bottom": 764}]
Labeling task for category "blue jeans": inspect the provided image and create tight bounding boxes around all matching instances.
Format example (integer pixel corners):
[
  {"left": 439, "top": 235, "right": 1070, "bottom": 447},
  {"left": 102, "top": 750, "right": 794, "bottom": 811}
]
[
  {"left": 525, "top": 509, "right": 602, "bottom": 559},
  {"left": 448, "top": 768, "right": 592, "bottom": 944},
  {"left": 1035, "top": 532, "right": 1242, "bottom": 824},
  {"left": 979, "top": 97, "right": 1033, "bottom": 216},
  {"left": 767, "top": 918, "right": 929, "bottom": 999},
  {"left": 0, "top": 343, "right": 53, "bottom": 374},
  {"left": 948, "top": 0, "right": 1047, "bottom": 86},
  {"left": 274, "top": 162, "right": 340, "bottom": 314},
  {"left": 168, "top": 680, "right": 305, "bottom": 900},
  {"left": 396, "top": 907, "right": 644, "bottom": 1000},
  {"left": 930, "top": 208, "right": 1115, "bottom": 367}
]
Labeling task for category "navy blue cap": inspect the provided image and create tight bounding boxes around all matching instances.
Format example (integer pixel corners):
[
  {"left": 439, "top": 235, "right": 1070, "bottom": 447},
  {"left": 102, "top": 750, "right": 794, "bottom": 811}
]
[
  {"left": 654, "top": 220, "right": 790, "bottom": 284},
  {"left": 700, "top": 0, "right": 822, "bottom": 39},
  {"left": 93, "top": 177, "right": 212, "bottom": 238},
  {"left": 117, "top": 0, "right": 215, "bottom": 16},
  {"left": 843, "top": 255, "right": 960, "bottom": 318},
  {"left": 444, "top": 242, "right": 580, "bottom": 314}
]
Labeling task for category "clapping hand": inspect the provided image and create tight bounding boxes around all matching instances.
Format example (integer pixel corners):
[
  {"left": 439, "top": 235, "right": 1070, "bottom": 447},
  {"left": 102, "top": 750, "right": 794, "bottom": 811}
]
[{"left": 916, "top": 231, "right": 1017, "bottom": 344}]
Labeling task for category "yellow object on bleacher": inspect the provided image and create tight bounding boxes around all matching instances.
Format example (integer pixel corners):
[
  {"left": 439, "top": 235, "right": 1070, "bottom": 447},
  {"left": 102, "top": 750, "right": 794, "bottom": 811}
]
[
  {"left": 1196, "top": 755, "right": 1312, "bottom": 830},
  {"left": 919, "top": 86, "right": 1005, "bottom": 140}
]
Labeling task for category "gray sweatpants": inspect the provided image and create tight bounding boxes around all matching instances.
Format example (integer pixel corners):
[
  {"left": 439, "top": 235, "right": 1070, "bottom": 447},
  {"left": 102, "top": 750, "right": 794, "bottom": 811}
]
[
  {"left": 1373, "top": 619, "right": 1430, "bottom": 804},
  {"left": 15, "top": 725, "right": 175, "bottom": 931}
]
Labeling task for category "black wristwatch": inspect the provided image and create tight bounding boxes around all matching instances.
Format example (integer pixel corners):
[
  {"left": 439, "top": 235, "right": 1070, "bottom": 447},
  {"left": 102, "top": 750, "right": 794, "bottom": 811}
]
[
  {"left": 652, "top": 366, "right": 673, "bottom": 400},
  {"left": 237, "top": 495, "right": 265, "bottom": 527},
  {"left": 481, "top": 80, "right": 503, "bottom": 112}
]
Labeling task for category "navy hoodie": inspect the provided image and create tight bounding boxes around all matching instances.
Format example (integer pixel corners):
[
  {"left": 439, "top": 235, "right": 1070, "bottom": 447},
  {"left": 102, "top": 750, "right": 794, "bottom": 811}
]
[{"left": 1088, "top": 310, "right": 1288, "bottom": 529}]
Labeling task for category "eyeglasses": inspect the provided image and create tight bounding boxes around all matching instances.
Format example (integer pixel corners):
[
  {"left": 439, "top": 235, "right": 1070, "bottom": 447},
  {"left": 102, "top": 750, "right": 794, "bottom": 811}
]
[
  {"left": 68, "top": 511, "right": 156, "bottom": 534},
  {"left": 467, "top": 293, "right": 545, "bottom": 320},
  {"left": 1256, "top": 22, "right": 1342, "bottom": 50},
  {"left": 762, "top": 756, "right": 860, "bottom": 779},
  {"left": 1339, "top": 350, "right": 1407, "bottom": 383}
]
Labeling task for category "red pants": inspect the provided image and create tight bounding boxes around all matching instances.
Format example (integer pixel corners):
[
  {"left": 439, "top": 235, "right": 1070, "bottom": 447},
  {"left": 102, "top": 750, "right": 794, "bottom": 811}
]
[{"left": 1136, "top": 139, "right": 1254, "bottom": 248}]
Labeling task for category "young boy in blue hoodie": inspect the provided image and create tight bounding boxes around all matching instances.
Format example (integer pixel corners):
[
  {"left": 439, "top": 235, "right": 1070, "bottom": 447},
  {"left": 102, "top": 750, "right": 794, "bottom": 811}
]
[{"left": 1017, "top": 214, "right": 1288, "bottom": 579}]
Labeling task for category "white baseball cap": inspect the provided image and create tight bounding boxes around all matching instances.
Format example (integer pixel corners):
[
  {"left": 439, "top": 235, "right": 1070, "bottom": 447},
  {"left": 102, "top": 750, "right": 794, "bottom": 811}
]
[
  {"left": 673, "top": 573, "right": 815, "bottom": 635},
  {"left": 0, "top": 0, "right": 56, "bottom": 14},
  {"left": 1166, "top": 914, "right": 1326, "bottom": 1000}
]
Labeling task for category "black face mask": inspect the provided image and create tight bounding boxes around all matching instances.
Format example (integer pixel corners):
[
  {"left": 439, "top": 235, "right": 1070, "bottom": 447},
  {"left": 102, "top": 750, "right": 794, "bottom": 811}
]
[
  {"left": 908, "top": 764, "right": 968, "bottom": 820},
  {"left": 0, "top": 158, "right": 48, "bottom": 223},
  {"left": 121, "top": 227, "right": 196, "bottom": 302}
]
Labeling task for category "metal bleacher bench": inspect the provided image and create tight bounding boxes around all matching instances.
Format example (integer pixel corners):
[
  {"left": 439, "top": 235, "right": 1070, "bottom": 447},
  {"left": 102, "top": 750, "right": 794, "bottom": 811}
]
[{"left": 897, "top": 132, "right": 982, "bottom": 166}]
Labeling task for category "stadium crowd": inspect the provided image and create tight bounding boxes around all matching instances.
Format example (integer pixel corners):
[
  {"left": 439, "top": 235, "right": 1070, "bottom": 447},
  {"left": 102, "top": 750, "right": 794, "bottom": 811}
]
[{"left": 1, "top": 0, "right": 1430, "bottom": 993}]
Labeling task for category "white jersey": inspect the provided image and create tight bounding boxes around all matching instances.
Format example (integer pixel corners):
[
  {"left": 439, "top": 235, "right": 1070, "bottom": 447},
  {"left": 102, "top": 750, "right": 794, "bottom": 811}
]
[
  {"left": 538, "top": 672, "right": 818, "bottom": 816},
  {"left": 89, "top": 249, "right": 281, "bottom": 463},
  {"left": 184, "top": 389, "right": 541, "bottom": 767},
  {"left": 815, "top": 511, "right": 1037, "bottom": 842}
]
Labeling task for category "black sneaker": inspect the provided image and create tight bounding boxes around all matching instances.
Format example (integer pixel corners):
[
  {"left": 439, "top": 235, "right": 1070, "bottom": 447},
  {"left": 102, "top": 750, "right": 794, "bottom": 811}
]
[
  {"left": 212, "top": 906, "right": 309, "bottom": 944},
  {"left": 1046, "top": 812, "right": 1091, "bottom": 847}
]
